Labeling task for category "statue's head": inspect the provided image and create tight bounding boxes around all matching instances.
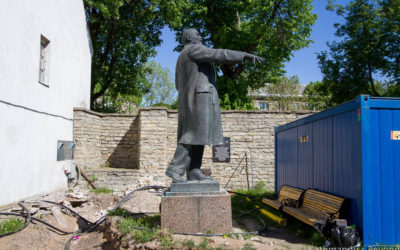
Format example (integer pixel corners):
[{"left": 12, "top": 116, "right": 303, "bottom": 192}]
[{"left": 181, "top": 28, "right": 202, "bottom": 45}]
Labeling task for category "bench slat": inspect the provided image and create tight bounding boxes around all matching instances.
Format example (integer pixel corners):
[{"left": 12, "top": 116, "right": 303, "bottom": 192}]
[
  {"left": 262, "top": 185, "right": 304, "bottom": 210},
  {"left": 282, "top": 189, "right": 345, "bottom": 226}
]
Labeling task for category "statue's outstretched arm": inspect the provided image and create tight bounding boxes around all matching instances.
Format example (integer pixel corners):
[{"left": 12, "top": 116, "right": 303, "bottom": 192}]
[{"left": 188, "top": 44, "right": 265, "bottom": 65}]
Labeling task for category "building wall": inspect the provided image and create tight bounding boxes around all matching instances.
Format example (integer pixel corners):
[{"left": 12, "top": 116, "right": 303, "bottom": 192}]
[
  {"left": 74, "top": 108, "right": 313, "bottom": 191},
  {"left": 253, "top": 99, "right": 309, "bottom": 111},
  {"left": 0, "top": 0, "right": 91, "bottom": 206}
]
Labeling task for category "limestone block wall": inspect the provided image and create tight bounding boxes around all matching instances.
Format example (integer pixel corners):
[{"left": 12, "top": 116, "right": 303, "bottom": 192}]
[
  {"left": 139, "top": 109, "right": 312, "bottom": 190},
  {"left": 73, "top": 109, "right": 103, "bottom": 168},
  {"left": 73, "top": 108, "right": 313, "bottom": 190},
  {"left": 73, "top": 108, "right": 139, "bottom": 169}
]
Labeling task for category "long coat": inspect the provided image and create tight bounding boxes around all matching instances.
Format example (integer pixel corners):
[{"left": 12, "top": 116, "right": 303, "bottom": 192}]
[{"left": 175, "top": 43, "right": 246, "bottom": 145}]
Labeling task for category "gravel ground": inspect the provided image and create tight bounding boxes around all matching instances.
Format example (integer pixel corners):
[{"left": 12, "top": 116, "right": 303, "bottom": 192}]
[{"left": 0, "top": 184, "right": 311, "bottom": 249}]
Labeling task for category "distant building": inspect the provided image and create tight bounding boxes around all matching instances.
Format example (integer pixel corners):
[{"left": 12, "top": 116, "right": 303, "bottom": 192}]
[
  {"left": 247, "top": 84, "right": 310, "bottom": 111},
  {"left": 0, "top": 0, "right": 92, "bottom": 206}
]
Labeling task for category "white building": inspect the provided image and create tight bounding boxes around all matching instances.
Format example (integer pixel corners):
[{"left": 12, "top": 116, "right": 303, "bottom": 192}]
[{"left": 0, "top": 0, "right": 92, "bottom": 206}]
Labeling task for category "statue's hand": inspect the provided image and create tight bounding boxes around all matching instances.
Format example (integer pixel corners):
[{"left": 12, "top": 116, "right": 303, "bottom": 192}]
[{"left": 245, "top": 53, "right": 265, "bottom": 63}]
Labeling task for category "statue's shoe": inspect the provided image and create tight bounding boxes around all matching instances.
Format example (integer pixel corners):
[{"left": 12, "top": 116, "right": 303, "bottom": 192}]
[
  {"left": 165, "top": 169, "right": 187, "bottom": 183},
  {"left": 187, "top": 169, "right": 212, "bottom": 181}
]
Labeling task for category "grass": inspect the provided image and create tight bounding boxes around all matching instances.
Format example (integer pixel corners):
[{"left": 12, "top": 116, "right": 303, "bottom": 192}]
[
  {"left": 118, "top": 214, "right": 161, "bottom": 244},
  {"left": 92, "top": 187, "right": 114, "bottom": 194},
  {"left": 89, "top": 175, "right": 98, "bottom": 182},
  {"left": 107, "top": 208, "right": 131, "bottom": 217},
  {"left": 231, "top": 181, "right": 325, "bottom": 247},
  {"left": 231, "top": 181, "right": 281, "bottom": 228},
  {"left": 116, "top": 214, "right": 225, "bottom": 249},
  {"left": 286, "top": 216, "right": 325, "bottom": 246},
  {"left": 0, "top": 218, "right": 24, "bottom": 235},
  {"left": 197, "top": 238, "right": 213, "bottom": 249},
  {"left": 242, "top": 242, "right": 256, "bottom": 250},
  {"left": 181, "top": 239, "right": 196, "bottom": 248}
]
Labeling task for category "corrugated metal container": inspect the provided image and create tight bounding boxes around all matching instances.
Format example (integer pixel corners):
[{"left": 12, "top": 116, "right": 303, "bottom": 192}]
[{"left": 275, "top": 95, "right": 400, "bottom": 246}]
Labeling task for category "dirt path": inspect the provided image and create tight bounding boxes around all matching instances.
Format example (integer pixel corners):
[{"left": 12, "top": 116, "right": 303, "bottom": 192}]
[{"left": 0, "top": 187, "right": 311, "bottom": 249}]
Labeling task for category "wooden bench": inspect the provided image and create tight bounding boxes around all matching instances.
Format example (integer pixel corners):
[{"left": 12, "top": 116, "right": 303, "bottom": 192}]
[
  {"left": 282, "top": 189, "right": 345, "bottom": 226},
  {"left": 262, "top": 185, "right": 304, "bottom": 210}
]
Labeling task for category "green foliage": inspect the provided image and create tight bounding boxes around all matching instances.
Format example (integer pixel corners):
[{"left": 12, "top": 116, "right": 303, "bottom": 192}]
[
  {"left": 253, "top": 181, "right": 266, "bottom": 192},
  {"left": 303, "top": 80, "right": 333, "bottom": 110},
  {"left": 85, "top": 0, "right": 185, "bottom": 110},
  {"left": 242, "top": 242, "right": 256, "bottom": 250},
  {"left": 173, "top": 0, "right": 317, "bottom": 109},
  {"left": 197, "top": 238, "right": 212, "bottom": 249},
  {"left": 151, "top": 100, "right": 178, "bottom": 109},
  {"left": 92, "top": 187, "right": 114, "bottom": 194},
  {"left": 318, "top": 0, "right": 400, "bottom": 105},
  {"left": 92, "top": 92, "right": 140, "bottom": 114},
  {"left": 266, "top": 76, "right": 302, "bottom": 110},
  {"left": 89, "top": 175, "right": 98, "bottom": 182},
  {"left": 0, "top": 218, "right": 24, "bottom": 235},
  {"left": 285, "top": 216, "right": 325, "bottom": 246},
  {"left": 155, "top": 229, "right": 175, "bottom": 248},
  {"left": 118, "top": 215, "right": 161, "bottom": 244},
  {"left": 141, "top": 61, "right": 177, "bottom": 107},
  {"left": 107, "top": 208, "right": 130, "bottom": 217},
  {"left": 181, "top": 239, "right": 196, "bottom": 248},
  {"left": 231, "top": 187, "right": 281, "bottom": 228}
]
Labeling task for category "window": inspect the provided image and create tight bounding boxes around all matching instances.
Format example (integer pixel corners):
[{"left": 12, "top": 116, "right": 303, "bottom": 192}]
[
  {"left": 39, "top": 35, "right": 50, "bottom": 86},
  {"left": 258, "top": 101, "right": 269, "bottom": 110}
]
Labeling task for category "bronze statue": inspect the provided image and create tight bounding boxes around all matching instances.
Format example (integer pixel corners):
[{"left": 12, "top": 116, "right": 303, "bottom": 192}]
[{"left": 166, "top": 28, "right": 265, "bottom": 183}]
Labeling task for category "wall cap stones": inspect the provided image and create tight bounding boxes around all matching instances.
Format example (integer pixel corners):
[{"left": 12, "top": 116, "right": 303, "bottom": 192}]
[
  {"left": 73, "top": 108, "right": 138, "bottom": 117},
  {"left": 75, "top": 107, "right": 316, "bottom": 117}
]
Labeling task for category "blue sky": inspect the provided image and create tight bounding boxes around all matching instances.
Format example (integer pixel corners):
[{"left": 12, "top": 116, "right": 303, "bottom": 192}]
[{"left": 150, "top": 0, "right": 347, "bottom": 85}]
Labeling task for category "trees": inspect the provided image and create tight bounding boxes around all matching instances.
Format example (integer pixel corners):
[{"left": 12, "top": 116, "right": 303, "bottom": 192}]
[
  {"left": 303, "top": 80, "right": 332, "bottom": 110},
  {"left": 84, "top": 0, "right": 184, "bottom": 109},
  {"left": 317, "top": 0, "right": 400, "bottom": 105},
  {"left": 173, "top": 0, "right": 317, "bottom": 109},
  {"left": 266, "top": 76, "right": 301, "bottom": 110},
  {"left": 141, "top": 61, "right": 177, "bottom": 107}
]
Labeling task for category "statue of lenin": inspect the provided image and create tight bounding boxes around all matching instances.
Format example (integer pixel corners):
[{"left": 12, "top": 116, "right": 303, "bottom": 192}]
[{"left": 165, "top": 28, "right": 265, "bottom": 183}]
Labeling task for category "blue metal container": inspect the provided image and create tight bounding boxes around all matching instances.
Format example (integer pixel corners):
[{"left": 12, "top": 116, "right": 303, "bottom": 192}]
[{"left": 275, "top": 95, "right": 400, "bottom": 246}]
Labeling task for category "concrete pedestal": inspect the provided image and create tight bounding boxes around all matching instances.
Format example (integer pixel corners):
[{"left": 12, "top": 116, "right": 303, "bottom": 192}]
[{"left": 161, "top": 182, "right": 232, "bottom": 234}]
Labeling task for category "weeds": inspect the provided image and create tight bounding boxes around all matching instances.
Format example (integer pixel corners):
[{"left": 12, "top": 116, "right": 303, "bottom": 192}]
[
  {"left": 287, "top": 216, "right": 325, "bottom": 246},
  {"left": 118, "top": 214, "right": 161, "bottom": 244},
  {"left": 198, "top": 238, "right": 212, "bottom": 249},
  {"left": 89, "top": 175, "right": 98, "bottom": 182},
  {"left": 242, "top": 242, "right": 256, "bottom": 250},
  {"left": 231, "top": 182, "right": 281, "bottom": 229},
  {"left": 0, "top": 218, "right": 24, "bottom": 235},
  {"left": 155, "top": 229, "right": 175, "bottom": 248},
  {"left": 181, "top": 239, "right": 196, "bottom": 248},
  {"left": 107, "top": 208, "right": 130, "bottom": 217},
  {"left": 232, "top": 181, "right": 325, "bottom": 246},
  {"left": 92, "top": 187, "right": 113, "bottom": 194}
]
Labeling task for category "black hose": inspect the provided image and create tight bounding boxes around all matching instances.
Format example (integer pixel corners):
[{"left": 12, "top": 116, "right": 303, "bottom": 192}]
[
  {"left": 118, "top": 225, "right": 258, "bottom": 237},
  {"left": 41, "top": 200, "right": 93, "bottom": 225},
  {"left": 64, "top": 185, "right": 168, "bottom": 250},
  {"left": 2, "top": 185, "right": 259, "bottom": 249},
  {"left": 0, "top": 202, "right": 31, "bottom": 238},
  {"left": 0, "top": 212, "right": 75, "bottom": 235}
]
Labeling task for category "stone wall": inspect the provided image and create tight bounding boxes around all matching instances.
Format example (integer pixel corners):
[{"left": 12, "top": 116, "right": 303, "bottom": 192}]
[
  {"left": 73, "top": 108, "right": 139, "bottom": 169},
  {"left": 73, "top": 108, "right": 313, "bottom": 191}
]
